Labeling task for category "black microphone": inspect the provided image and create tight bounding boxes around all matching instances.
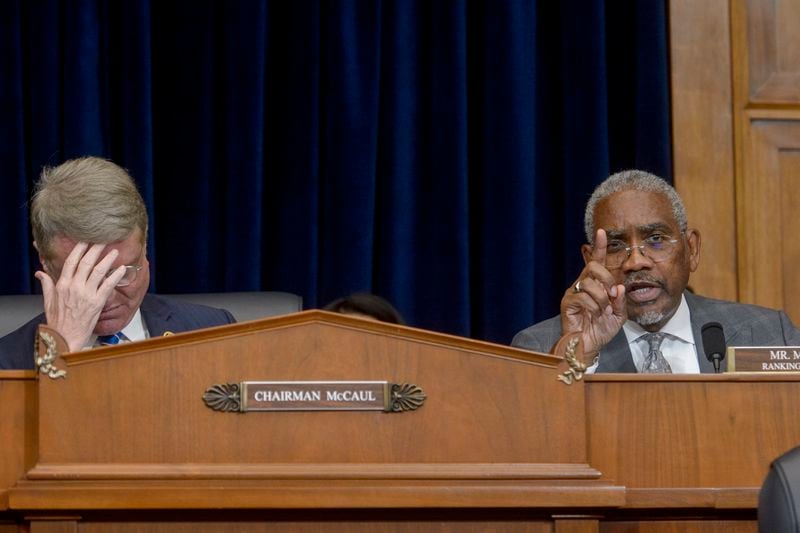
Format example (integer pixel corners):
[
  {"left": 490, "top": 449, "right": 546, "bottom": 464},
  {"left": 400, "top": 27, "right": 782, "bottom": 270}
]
[{"left": 701, "top": 322, "right": 726, "bottom": 373}]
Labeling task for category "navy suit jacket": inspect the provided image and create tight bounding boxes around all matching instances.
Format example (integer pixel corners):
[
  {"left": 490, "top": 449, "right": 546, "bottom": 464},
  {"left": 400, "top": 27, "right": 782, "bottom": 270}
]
[
  {"left": 511, "top": 291, "right": 800, "bottom": 373},
  {"left": 0, "top": 294, "right": 235, "bottom": 370}
]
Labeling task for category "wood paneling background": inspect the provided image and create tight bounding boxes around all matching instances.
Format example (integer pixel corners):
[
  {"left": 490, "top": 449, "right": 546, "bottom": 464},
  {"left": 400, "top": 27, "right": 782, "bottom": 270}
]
[{"left": 671, "top": 0, "right": 800, "bottom": 322}]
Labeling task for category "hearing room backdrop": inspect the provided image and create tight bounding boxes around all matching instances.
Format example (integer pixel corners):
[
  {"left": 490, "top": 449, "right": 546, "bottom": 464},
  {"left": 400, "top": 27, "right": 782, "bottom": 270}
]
[{"left": 0, "top": 0, "right": 671, "bottom": 344}]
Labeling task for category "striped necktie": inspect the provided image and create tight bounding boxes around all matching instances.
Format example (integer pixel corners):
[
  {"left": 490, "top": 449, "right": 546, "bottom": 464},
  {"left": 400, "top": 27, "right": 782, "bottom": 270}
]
[{"left": 97, "top": 332, "right": 125, "bottom": 346}]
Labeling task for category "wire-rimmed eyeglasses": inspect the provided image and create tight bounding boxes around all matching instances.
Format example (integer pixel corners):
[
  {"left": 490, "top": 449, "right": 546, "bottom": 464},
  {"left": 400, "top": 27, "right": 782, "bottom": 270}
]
[
  {"left": 604, "top": 233, "right": 682, "bottom": 269},
  {"left": 105, "top": 265, "right": 143, "bottom": 287}
]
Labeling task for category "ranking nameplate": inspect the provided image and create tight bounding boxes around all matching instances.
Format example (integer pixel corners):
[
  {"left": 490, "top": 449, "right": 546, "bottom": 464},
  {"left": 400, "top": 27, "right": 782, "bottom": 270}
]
[
  {"left": 727, "top": 346, "right": 800, "bottom": 372},
  {"left": 202, "top": 381, "right": 426, "bottom": 413}
]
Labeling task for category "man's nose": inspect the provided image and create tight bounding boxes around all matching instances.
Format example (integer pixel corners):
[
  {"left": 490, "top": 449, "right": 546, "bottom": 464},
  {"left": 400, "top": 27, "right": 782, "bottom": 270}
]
[{"left": 621, "top": 245, "right": 653, "bottom": 271}]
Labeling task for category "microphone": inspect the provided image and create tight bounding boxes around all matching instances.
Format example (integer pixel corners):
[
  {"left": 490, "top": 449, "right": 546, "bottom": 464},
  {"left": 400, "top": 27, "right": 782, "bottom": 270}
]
[{"left": 701, "top": 322, "right": 726, "bottom": 373}]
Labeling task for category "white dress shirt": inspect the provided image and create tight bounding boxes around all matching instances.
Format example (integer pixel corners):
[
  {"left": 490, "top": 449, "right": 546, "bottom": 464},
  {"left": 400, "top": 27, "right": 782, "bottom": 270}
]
[
  {"left": 621, "top": 294, "right": 700, "bottom": 373},
  {"left": 87, "top": 308, "right": 149, "bottom": 348},
  {"left": 585, "top": 294, "right": 700, "bottom": 373}
]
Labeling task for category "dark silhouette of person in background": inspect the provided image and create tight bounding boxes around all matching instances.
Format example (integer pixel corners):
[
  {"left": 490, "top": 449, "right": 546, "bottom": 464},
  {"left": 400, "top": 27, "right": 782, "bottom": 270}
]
[{"left": 324, "top": 293, "right": 405, "bottom": 325}]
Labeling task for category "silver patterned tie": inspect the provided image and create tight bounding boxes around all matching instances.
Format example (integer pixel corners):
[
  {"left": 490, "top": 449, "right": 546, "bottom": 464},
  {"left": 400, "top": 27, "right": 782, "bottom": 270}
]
[{"left": 640, "top": 332, "right": 672, "bottom": 373}]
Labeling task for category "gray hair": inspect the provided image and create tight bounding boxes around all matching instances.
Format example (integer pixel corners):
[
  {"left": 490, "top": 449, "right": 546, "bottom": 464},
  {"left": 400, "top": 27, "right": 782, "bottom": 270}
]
[
  {"left": 583, "top": 169, "right": 687, "bottom": 243},
  {"left": 31, "top": 157, "right": 148, "bottom": 262}
]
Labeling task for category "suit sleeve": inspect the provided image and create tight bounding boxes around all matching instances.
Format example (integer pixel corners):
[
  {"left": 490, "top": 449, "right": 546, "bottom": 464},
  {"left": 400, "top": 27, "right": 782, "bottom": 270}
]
[
  {"left": 511, "top": 328, "right": 549, "bottom": 353},
  {"left": 780, "top": 311, "right": 800, "bottom": 345}
]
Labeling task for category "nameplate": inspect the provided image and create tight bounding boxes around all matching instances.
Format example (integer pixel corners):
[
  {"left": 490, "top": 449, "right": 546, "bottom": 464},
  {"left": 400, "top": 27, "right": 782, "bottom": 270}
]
[
  {"left": 202, "top": 381, "right": 426, "bottom": 413},
  {"left": 727, "top": 346, "right": 800, "bottom": 372}
]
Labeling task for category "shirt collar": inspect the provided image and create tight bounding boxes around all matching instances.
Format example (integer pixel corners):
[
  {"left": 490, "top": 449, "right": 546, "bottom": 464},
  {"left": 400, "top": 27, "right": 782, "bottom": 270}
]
[
  {"left": 87, "top": 308, "right": 148, "bottom": 347},
  {"left": 120, "top": 308, "right": 148, "bottom": 342},
  {"left": 622, "top": 294, "right": 694, "bottom": 345}
]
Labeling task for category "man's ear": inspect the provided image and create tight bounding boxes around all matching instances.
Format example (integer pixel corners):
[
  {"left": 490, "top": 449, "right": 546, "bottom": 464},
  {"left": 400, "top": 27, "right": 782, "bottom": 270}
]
[
  {"left": 580, "top": 243, "right": 593, "bottom": 265},
  {"left": 33, "top": 241, "right": 50, "bottom": 274},
  {"left": 685, "top": 229, "right": 701, "bottom": 272}
]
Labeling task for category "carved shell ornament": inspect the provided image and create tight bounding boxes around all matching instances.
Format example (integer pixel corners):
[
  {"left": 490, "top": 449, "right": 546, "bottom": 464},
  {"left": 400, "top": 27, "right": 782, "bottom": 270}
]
[
  {"left": 202, "top": 383, "right": 242, "bottom": 412},
  {"left": 390, "top": 383, "right": 426, "bottom": 411}
]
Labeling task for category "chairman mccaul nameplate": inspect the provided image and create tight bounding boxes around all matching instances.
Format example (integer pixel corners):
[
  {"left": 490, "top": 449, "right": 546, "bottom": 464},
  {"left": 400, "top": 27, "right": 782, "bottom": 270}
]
[{"left": 202, "top": 381, "right": 426, "bottom": 413}]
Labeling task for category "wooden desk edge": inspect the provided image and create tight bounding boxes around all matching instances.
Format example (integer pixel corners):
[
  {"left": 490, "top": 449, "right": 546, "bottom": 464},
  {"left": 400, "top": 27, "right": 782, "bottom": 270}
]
[{"left": 625, "top": 487, "right": 759, "bottom": 508}]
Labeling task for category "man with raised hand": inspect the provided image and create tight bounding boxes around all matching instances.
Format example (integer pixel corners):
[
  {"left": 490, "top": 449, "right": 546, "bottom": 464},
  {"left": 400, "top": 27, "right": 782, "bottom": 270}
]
[{"left": 512, "top": 169, "right": 800, "bottom": 373}]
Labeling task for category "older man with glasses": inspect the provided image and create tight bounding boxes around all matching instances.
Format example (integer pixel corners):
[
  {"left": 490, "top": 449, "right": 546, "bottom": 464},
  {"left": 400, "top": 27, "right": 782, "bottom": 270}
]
[
  {"left": 0, "top": 156, "right": 235, "bottom": 369},
  {"left": 512, "top": 169, "right": 800, "bottom": 373}
]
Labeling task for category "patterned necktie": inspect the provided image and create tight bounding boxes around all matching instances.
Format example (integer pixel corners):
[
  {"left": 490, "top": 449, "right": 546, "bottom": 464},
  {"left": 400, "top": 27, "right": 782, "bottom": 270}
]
[
  {"left": 97, "top": 332, "right": 125, "bottom": 346},
  {"left": 640, "top": 332, "right": 672, "bottom": 373}
]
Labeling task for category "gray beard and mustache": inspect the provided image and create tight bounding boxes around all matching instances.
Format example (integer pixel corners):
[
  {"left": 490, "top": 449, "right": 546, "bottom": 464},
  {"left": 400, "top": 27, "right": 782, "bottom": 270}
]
[
  {"left": 634, "top": 310, "right": 665, "bottom": 326},
  {"left": 624, "top": 272, "right": 670, "bottom": 327}
]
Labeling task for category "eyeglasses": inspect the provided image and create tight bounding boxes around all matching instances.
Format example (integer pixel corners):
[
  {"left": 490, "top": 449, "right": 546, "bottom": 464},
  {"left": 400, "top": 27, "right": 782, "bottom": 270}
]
[
  {"left": 604, "top": 234, "right": 682, "bottom": 269},
  {"left": 105, "top": 265, "right": 143, "bottom": 287}
]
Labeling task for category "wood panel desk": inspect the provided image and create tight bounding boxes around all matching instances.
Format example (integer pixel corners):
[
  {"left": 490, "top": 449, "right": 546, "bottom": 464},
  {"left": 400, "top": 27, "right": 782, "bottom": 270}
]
[{"left": 0, "top": 312, "right": 791, "bottom": 531}]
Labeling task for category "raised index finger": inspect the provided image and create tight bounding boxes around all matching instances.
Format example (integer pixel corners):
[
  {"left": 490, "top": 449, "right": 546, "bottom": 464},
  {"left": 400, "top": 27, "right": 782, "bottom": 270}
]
[{"left": 591, "top": 228, "right": 608, "bottom": 266}]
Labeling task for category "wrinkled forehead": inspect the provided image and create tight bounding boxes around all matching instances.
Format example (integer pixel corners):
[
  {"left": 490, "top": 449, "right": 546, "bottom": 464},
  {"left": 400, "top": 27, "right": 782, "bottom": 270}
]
[{"left": 594, "top": 190, "right": 680, "bottom": 237}]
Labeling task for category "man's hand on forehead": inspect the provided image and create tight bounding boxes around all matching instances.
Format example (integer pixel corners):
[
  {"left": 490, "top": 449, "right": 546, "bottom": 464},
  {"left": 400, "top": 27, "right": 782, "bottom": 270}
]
[{"left": 35, "top": 242, "right": 127, "bottom": 352}]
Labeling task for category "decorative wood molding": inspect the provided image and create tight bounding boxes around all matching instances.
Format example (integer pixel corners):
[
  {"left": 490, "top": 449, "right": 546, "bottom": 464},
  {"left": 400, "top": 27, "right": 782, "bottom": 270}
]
[
  {"left": 8, "top": 479, "right": 626, "bottom": 510},
  {"left": 24, "top": 462, "right": 604, "bottom": 481}
]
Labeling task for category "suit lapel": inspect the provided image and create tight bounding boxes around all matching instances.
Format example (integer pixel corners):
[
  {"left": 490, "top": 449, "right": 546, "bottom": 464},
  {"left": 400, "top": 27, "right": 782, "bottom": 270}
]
[
  {"left": 598, "top": 330, "right": 637, "bottom": 372},
  {"left": 139, "top": 294, "right": 173, "bottom": 338},
  {"left": 684, "top": 292, "right": 713, "bottom": 373},
  {"left": 685, "top": 292, "right": 747, "bottom": 373}
]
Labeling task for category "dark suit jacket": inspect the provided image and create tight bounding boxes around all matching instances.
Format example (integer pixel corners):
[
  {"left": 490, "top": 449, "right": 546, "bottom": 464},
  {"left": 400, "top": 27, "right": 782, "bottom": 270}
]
[
  {"left": 0, "top": 294, "right": 235, "bottom": 370},
  {"left": 511, "top": 292, "right": 800, "bottom": 373}
]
